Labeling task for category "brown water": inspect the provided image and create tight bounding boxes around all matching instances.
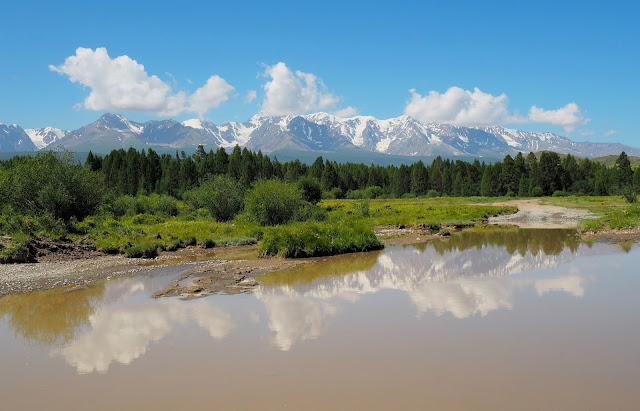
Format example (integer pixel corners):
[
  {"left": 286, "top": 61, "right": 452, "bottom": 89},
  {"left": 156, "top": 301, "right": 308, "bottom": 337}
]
[{"left": 1, "top": 229, "right": 639, "bottom": 410}]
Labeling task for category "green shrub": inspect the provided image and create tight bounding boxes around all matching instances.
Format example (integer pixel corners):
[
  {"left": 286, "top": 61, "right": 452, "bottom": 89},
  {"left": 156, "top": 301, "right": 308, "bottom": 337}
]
[
  {"left": 129, "top": 213, "right": 166, "bottom": 225},
  {"left": 150, "top": 195, "right": 178, "bottom": 217},
  {"left": 297, "top": 177, "right": 323, "bottom": 205},
  {"left": 426, "top": 190, "right": 440, "bottom": 198},
  {"left": 0, "top": 151, "right": 101, "bottom": 221},
  {"left": 552, "top": 190, "right": 569, "bottom": 197},
  {"left": 124, "top": 242, "right": 160, "bottom": 258},
  {"left": 346, "top": 190, "right": 364, "bottom": 199},
  {"left": 353, "top": 200, "right": 370, "bottom": 217},
  {"left": 294, "top": 203, "right": 329, "bottom": 222},
  {"left": 184, "top": 175, "right": 244, "bottom": 221},
  {"left": 531, "top": 186, "right": 543, "bottom": 197},
  {"left": 363, "top": 186, "right": 383, "bottom": 199},
  {"left": 621, "top": 188, "right": 638, "bottom": 204},
  {"left": 245, "top": 179, "right": 303, "bottom": 225},
  {"left": 331, "top": 187, "right": 344, "bottom": 199}
]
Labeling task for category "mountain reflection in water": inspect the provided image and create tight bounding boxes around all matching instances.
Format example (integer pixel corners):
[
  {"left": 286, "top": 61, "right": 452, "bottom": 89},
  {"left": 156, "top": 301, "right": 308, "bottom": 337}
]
[{"left": 0, "top": 229, "right": 630, "bottom": 371}]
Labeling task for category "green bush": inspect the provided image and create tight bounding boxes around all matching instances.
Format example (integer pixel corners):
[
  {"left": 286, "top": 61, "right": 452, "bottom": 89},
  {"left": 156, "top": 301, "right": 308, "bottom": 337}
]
[
  {"left": 346, "top": 189, "right": 365, "bottom": 199},
  {"left": 245, "top": 179, "right": 303, "bottom": 225},
  {"left": 330, "top": 187, "right": 344, "bottom": 199},
  {"left": 426, "top": 190, "right": 440, "bottom": 198},
  {"left": 531, "top": 186, "right": 543, "bottom": 197},
  {"left": 297, "top": 177, "right": 322, "bottom": 205},
  {"left": 124, "top": 242, "right": 160, "bottom": 258},
  {"left": 0, "top": 151, "right": 101, "bottom": 221},
  {"left": 363, "top": 186, "right": 383, "bottom": 199},
  {"left": 294, "top": 202, "right": 329, "bottom": 222},
  {"left": 150, "top": 195, "right": 178, "bottom": 217},
  {"left": 621, "top": 187, "right": 638, "bottom": 204},
  {"left": 353, "top": 200, "right": 370, "bottom": 217},
  {"left": 129, "top": 213, "right": 166, "bottom": 225},
  {"left": 184, "top": 175, "right": 244, "bottom": 222}
]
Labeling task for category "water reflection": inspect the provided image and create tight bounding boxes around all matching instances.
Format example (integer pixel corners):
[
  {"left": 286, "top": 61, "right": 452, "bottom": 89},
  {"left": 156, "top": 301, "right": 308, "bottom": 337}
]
[
  {"left": 1, "top": 273, "right": 236, "bottom": 374},
  {"left": 0, "top": 229, "right": 632, "bottom": 367},
  {"left": 255, "top": 229, "right": 622, "bottom": 348},
  {"left": 56, "top": 297, "right": 235, "bottom": 374},
  {"left": 0, "top": 283, "right": 105, "bottom": 345}
]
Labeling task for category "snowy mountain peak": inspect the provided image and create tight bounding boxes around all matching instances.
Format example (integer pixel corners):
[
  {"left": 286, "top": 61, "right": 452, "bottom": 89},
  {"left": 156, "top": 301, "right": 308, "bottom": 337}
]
[
  {"left": 25, "top": 127, "right": 68, "bottom": 149},
  {"left": 182, "top": 119, "right": 204, "bottom": 130},
  {"left": 97, "top": 113, "right": 143, "bottom": 134}
]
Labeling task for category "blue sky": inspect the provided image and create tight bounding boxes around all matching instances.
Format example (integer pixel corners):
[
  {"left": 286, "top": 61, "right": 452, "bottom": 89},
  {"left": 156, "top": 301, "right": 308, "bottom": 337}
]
[{"left": 1, "top": 0, "right": 638, "bottom": 145}]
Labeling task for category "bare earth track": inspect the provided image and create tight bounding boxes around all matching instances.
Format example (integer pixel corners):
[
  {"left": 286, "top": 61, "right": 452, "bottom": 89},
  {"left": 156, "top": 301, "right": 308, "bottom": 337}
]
[{"left": 488, "top": 199, "right": 595, "bottom": 229}]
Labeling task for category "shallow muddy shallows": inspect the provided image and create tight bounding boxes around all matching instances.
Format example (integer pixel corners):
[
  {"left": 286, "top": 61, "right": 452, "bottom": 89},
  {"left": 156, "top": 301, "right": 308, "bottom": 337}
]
[{"left": 1, "top": 228, "right": 639, "bottom": 410}]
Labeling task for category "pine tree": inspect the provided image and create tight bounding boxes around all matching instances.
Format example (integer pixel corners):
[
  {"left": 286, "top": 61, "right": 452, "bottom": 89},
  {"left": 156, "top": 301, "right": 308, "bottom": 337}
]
[
  {"left": 518, "top": 175, "right": 529, "bottom": 197},
  {"left": 227, "top": 145, "right": 242, "bottom": 180},
  {"left": 309, "top": 156, "right": 324, "bottom": 180},
  {"left": 410, "top": 161, "right": 429, "bottom": 195},
  {"left": 321, "top": 162, "right": 338, "bottom": 190},
  {"left": 614, "top": 151, "right": 633, "bottom": 189}
]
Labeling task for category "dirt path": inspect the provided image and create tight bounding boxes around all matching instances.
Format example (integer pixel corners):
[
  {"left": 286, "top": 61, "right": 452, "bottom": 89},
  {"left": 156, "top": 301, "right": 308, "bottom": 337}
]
[{"left": 488, "top": 199, "right": 595, "bottom": 229}]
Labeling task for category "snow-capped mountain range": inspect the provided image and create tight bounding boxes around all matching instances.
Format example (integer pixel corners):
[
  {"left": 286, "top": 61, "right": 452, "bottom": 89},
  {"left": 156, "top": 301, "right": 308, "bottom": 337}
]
[{"left": 2, "top": 113, "right": 639, "bottom": 158}]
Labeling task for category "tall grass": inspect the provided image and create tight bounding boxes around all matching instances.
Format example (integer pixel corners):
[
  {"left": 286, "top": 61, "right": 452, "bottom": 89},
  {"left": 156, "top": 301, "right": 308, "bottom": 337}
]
[{"left": 258, "top": 219, "right": 384, "bottom": 258}]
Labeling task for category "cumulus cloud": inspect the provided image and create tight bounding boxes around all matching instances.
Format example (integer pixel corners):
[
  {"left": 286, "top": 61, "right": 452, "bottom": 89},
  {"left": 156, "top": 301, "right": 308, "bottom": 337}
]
[
  {"left": 50, "top": 47, "right": 234, "bottom": 117},
  {"left": 404, "top": 86, "right": 590, "bottom": 134},
  {"left": 261, "top": 62, "right": 340, "bottom": 116},
  {"left": 245, "top": 89, "right": 257, "bottom": 103},
  {"left": 404, "top": 86, "right": 521, "bottom": 127},
  {"left": 604, "top": 129, "right": 617, "bottom": 137},
  {"left": 334, "top": 106, "right": 358, "bottom": 117},
  {"left": 528, "top": 102, "right": 589, "bottom": 133},
  {"left": 186, "top": 75, "right": 234, "bottom": 115}
]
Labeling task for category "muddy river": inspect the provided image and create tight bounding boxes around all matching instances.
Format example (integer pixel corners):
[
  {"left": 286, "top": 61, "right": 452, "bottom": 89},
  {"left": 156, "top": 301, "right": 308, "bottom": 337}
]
[{"left": 1, "top": 229, "right": 639, "bottom": 410}]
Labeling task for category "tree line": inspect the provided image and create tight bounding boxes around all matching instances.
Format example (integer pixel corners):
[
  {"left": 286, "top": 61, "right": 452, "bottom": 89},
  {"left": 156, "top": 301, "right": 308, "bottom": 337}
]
[{"left": 86, "top": 146, "right": 640, "bottom": 200}]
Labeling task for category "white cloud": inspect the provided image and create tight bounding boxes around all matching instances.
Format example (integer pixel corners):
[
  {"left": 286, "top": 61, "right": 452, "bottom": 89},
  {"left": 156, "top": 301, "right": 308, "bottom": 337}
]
[
  {"left": 245, "top": 89, "right": 257, "bottom": 103},
  {"left": 50, "top": 47, "right": 234, "bottom": 117},
  {"left": 528, "top": 102, "right": 589, "bottom": 134},
  {"left": 604, "top": 129, "right": 617, "bottom": 137},
  {"left": 404, "top": 86, "right": 590, "bottom": 135},
  {"left": 186, "top": 75, "right": 234, "bottom": 115},
  {"left": 404, "top": 86, "right": 521, "bottom": 127},
  {"left": 334, "top": 106, "right": 358, "bottom": 117},
  {"left": 261, "top": 62, "right": 340, "bottom": 116}
]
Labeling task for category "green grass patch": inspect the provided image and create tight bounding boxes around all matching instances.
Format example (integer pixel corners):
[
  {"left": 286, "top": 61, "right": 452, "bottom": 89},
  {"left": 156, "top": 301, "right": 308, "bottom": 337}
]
[
  {"left": 321, "top": 198, "right": 516, "bottom": 228},
  {"left": 545, "top": 196, "right": 640, "bottom": 230},
  {"left": 259, "top": 219, "right": 384, "bottom": 258}
]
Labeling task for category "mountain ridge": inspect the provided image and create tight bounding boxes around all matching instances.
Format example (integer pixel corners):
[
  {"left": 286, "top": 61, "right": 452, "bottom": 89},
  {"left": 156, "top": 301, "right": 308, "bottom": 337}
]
[{"left": 4, "top": 113, "right": 640, "bottom": 159}]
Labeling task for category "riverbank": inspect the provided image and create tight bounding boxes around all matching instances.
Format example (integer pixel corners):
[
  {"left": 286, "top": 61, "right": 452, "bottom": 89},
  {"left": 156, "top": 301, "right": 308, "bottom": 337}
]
[{"left": 3, "top": 197, "right": 639, "bottom": 297}]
